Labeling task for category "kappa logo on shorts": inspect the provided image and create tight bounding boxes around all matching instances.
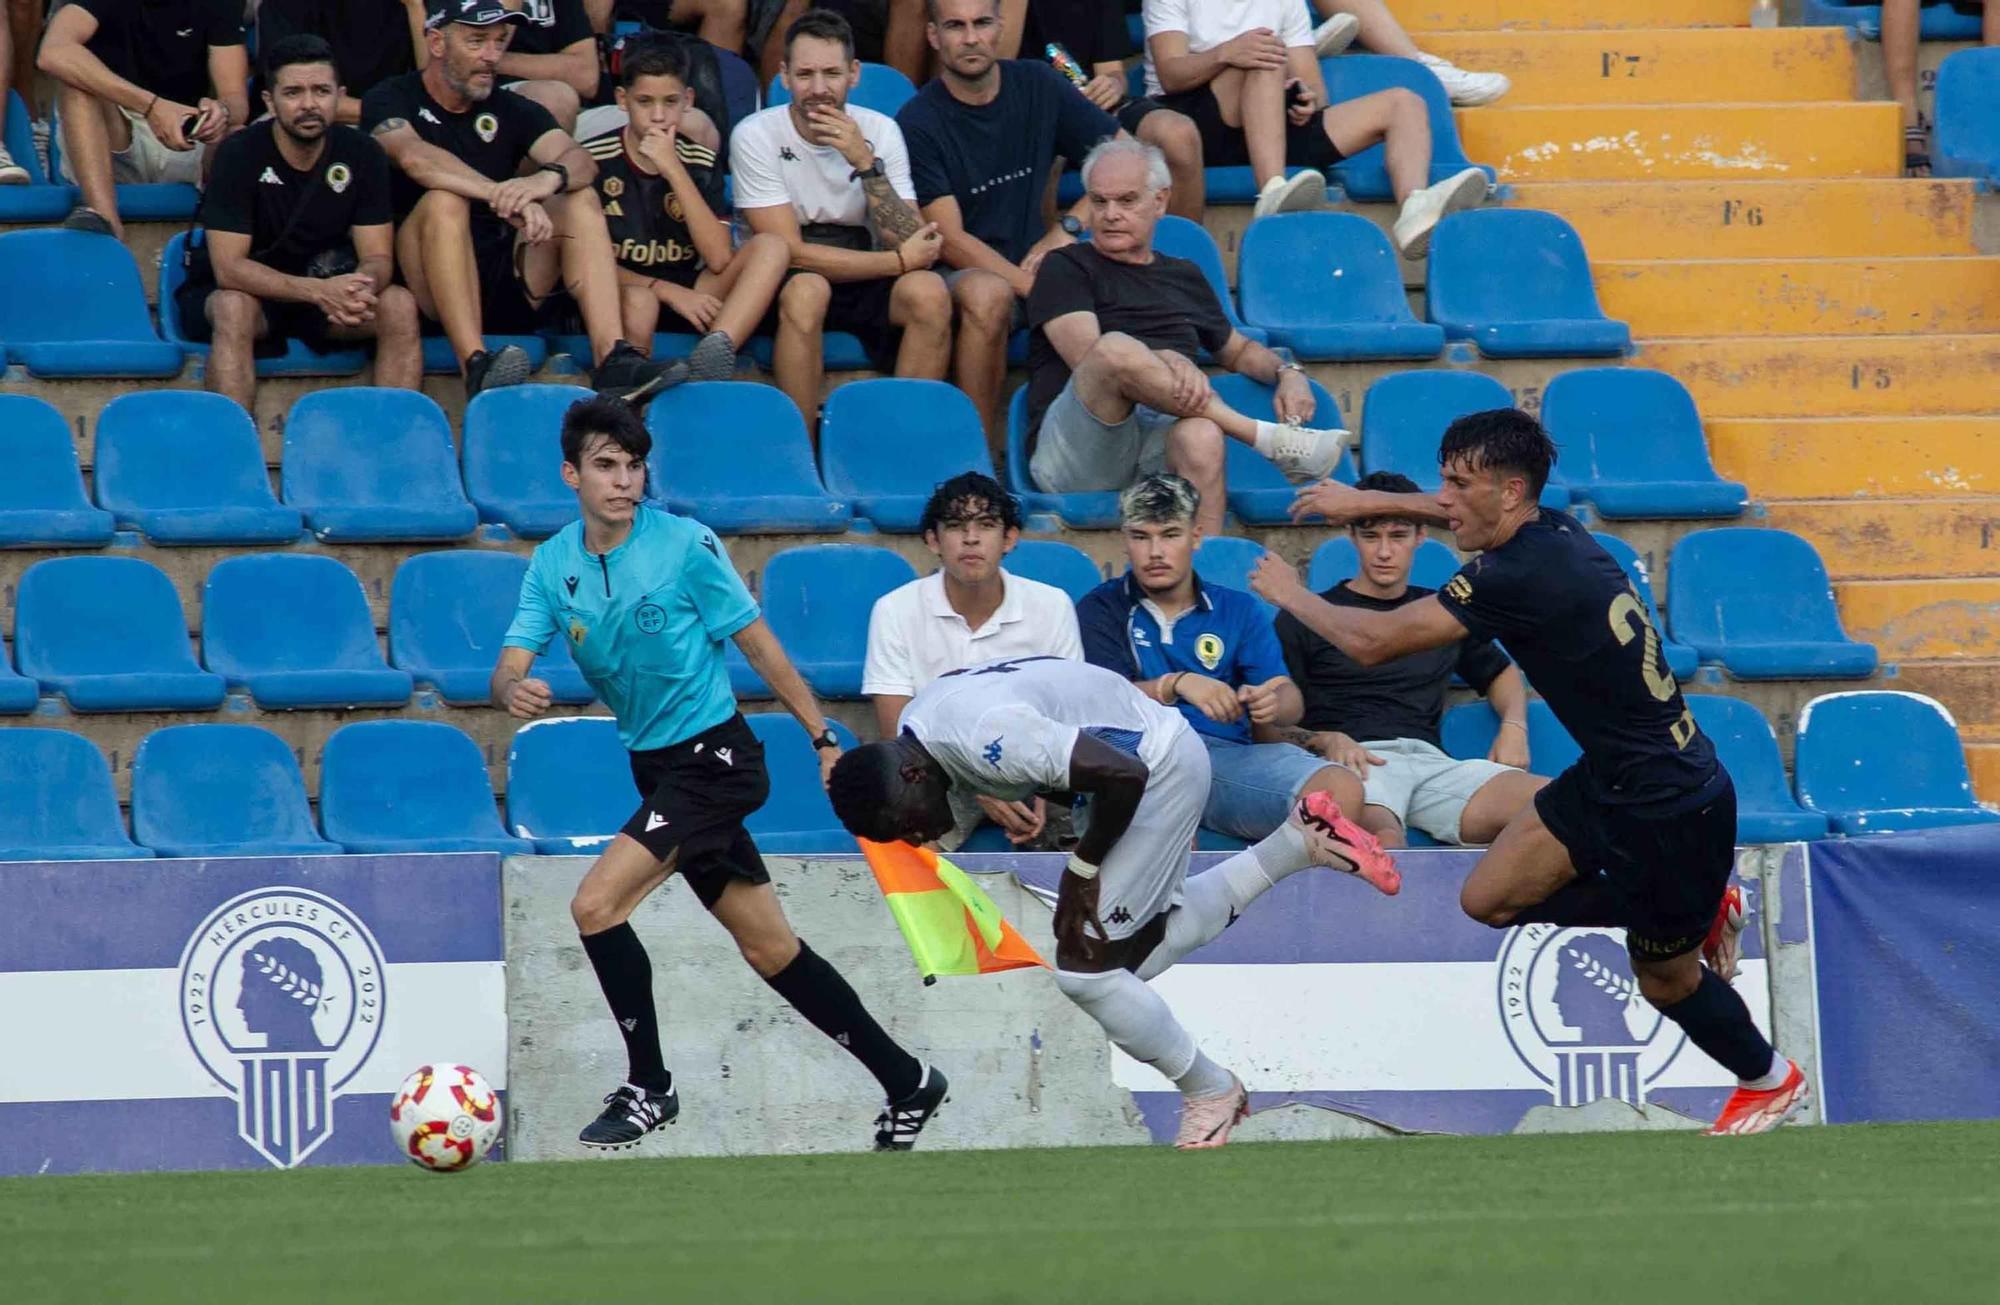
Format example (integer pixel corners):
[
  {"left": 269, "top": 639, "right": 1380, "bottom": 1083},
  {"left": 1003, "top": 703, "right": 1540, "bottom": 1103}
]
[
  {"left": 1496, "top": 924, "right": 1687, "bottom": 1111},
  {"left": 982, "top": 736, "right": 1004, "bottom": 765},
  {"left": 644, "top": 812, "right": 669, "bottom": 832}
]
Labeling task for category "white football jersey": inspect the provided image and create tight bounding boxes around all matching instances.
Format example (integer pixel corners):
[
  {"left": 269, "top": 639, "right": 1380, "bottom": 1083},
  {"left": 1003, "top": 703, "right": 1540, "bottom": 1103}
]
[{"left": 896, "top": 655, "right": 1190, "bottom": 801}]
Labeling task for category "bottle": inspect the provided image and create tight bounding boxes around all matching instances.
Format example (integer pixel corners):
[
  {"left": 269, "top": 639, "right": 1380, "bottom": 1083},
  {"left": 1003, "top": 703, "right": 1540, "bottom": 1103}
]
[
  {"left": 1749, "top": 0, "right": 1778, "bottom": 28},
  {"left": 1046, "top": 42, "right": 1088, "bottom": 88}
]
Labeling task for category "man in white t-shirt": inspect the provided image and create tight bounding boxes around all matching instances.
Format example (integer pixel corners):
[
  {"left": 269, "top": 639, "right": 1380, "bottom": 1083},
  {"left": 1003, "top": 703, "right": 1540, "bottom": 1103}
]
[
  {"left": 828, "top": 654, "right": 1397, "bottom": 1149},
  {"left": 863, "top": 473, "right": 1085, "bottom": 849},
  {"left": 732, "top": 7, "right": 952, "bottom": 426},
  {"left": 1141, "top": 0, "right": 1487, "bottom": 251}
]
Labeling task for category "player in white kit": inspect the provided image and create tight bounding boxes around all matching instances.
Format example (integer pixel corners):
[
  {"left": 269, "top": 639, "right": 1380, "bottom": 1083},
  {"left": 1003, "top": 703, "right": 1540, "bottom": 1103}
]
[{"left": 827, "top": 655, "right": 1399, "bottom": 1148}]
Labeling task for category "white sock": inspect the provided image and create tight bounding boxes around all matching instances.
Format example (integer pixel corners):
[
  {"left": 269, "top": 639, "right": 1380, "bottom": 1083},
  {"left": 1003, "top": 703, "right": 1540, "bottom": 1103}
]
[
  {"left": 1739, "top": 1053, "right": 1790, "bottom": 1092},
  {"left": 1253, "top": 419, "right": 1281, "bottom": 456},
  {"left": 1134, "top": 827, "right": 1309, "bottom": 982},
  {"left": 1176, "top": 1048, "right": 1237, "bottom": 1099},
  {"left": 1055, "top": 968, "right": 1235, "bottom": 1099}
]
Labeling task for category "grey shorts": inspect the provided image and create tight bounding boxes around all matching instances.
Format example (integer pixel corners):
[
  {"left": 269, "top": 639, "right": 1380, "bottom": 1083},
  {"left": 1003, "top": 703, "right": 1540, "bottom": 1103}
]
[
  {"left": 1359, "top": 738, "right": 1516, "bottom": 845},
  {"left": 1028, "top": 373, "right": 1180, "bottom": 494}
]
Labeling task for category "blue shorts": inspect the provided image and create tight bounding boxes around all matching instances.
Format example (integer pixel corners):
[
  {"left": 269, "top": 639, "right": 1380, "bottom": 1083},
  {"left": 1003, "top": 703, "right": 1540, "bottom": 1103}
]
[{"left": 1199, "top": 736, "right": 1344, "bottom": 842}]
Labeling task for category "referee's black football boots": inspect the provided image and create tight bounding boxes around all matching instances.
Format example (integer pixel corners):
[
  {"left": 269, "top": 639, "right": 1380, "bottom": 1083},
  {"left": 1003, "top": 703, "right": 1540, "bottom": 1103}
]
[
  {"left": 873, "top": 1064, "right": 950, "bottom": 1152},
  {"left": 578, "top": 1081, "right": 679, "bottom": 1150}
]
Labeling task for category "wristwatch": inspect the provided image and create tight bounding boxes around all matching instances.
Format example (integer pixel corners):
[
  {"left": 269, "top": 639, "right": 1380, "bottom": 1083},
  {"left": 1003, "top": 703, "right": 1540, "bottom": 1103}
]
[
  {"left": 810, "top": 728, "right": 841, "bottom": 751},
  {"left": 849, "top": 159, "right": 884, "bottom": 181},
  {"left": 1059, "top": 215, "right": 1084, "bottom": 237}
]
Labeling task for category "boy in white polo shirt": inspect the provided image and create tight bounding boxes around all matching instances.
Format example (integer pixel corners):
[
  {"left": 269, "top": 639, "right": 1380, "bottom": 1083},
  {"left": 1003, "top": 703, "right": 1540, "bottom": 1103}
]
[{"left": 864, "top": 472, "right": 1083, "bottom": 849}]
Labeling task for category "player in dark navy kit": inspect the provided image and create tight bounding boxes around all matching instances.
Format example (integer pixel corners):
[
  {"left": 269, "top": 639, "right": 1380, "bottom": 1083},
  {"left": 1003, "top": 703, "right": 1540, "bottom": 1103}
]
[{"left": 1250, "top": 408, "right": 1810, "bottom": 1136}]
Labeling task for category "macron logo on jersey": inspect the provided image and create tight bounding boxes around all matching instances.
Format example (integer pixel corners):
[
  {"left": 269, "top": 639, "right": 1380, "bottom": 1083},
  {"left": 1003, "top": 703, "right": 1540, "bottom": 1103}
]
[
  {"left": 259, "top": 167, "right": 283, "bottom": 186},
  {"left": 982, "top": 737, "right": 1004, "bottom": 766}
]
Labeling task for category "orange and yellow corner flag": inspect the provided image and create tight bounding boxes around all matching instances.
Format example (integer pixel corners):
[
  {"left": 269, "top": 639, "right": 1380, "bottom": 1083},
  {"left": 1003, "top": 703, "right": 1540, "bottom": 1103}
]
[{"left": 857, "top": 838, "right": 1049, "bottom": 985}]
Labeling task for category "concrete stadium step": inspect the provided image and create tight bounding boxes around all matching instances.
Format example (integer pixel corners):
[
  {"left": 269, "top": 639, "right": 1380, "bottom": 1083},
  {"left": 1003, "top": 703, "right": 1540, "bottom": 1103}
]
[
  {"left": 1458, "top": 103, "right": 1901, "bottom": 182},
  {"left": 1418, "top": 27, "right": 1856, "bottom": 106},
  {"left": 1757, "top": 499, "right": 2000, "bottom": 580},
  {"left": 1707, "top": 417, "right": 2000, "bottom": 499},
  {"left": 1502, "top": 179, "right": 1980, "bottom": 260},
  {"left": 1401, "top": 0, "right": 1749, "bottom": 30},
  {"left": 1968, "top": 742, "right": 2000, "bottom": 804},
  {"left": 1635, "top": 335, "right": 2000, "bottom": 417},
  {"left": 1595, "top": 256, "right": 2000, "bottom": 338},
  {"left": 1837, "top": 579, "right": 2000, "bottom": 661},
  {"left": 1888, "top": 660, "right": 2000, "bottom": 741}
]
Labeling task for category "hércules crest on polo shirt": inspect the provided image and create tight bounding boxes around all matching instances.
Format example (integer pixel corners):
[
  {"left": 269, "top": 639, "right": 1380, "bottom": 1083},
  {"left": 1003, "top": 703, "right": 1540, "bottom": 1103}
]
[
  {"left": 475, "top": 112, "right": 499, "bottom": 143},
  {"left": 1195, "top": 632, "right": 1225, "bottom": 670},
  {"left": 326, "top": 162, "right": 351, "bottom": 194}
]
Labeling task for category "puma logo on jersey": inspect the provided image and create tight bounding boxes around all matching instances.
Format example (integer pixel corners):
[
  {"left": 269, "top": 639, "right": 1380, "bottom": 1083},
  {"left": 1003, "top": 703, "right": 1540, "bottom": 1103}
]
[
  {"left": 259, "top": 167, "right": 283, "bottom": 185},
  {"left": 644, "top": 812, "right": 669, "bottom": 832},
  {"left": 714, "top": 747, "right": 733, "bottom": 766}
]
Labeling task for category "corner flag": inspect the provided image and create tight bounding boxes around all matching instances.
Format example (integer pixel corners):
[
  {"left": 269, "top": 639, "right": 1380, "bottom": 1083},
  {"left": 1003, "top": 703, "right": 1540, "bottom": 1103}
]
[{"left": 858, "top": 839, "right": 1048, "bottom": 985}]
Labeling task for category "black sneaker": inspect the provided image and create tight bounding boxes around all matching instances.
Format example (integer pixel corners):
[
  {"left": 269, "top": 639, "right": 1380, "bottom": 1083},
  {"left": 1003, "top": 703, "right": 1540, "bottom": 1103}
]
[
  {"left": 465, "top": 344, "right": 533, "bottom": 398},
  {"left": 592, "top": 339, "right": 686, "bottom": 405},
  {"left": 61, "top": 204, "right": 113, "bottom": 236},
  {"left": 873, "top": 1064, "right": 948, "bottom": 1152},
  {"left": 685, "top": 329, "right": 737, "bottom": 382},
  {"left": 578, "top": 1081, "right": 678, "bottom": 1150}
]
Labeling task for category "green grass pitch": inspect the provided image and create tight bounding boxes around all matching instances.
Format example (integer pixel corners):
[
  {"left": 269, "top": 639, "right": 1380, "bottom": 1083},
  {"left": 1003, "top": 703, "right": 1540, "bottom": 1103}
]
[{"left": 6, "top": 1122, "right": 1996, "bottom": 1304}]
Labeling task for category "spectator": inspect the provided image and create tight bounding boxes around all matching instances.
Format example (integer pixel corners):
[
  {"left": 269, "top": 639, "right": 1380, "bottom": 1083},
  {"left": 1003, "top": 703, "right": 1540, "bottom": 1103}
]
[
  {"left": 38, "top": 0, "right": 251, "bottom": 238},
  {"left": 759, "top": 0, "right": 926, "bottom": 83},
  {"left": 1024, "top": 136, "right": 1350, "bottom": 538},
  {"left": 604, "top": 0, "right": 748, "bottom": 57},
  {"left": 1271, "top": 471, "right": 1546, "bottom": 847},
  {"left": 0, "top": 20, "right": 27, "bottom": 182},
  {"left": 861, "top": 471, "right": 1083, "bottom": 848},
  {"left": 1015, "top": 0, "right": 1206, "bottom": 220},
  {"left": 1076, "top": 473, "right": 1364, "bottom": 843},
  {"left": 584, "top": 37, "right": 786, "bottom": 377},
  {"left": 733, "top": 7, "right": 950, "bottom": 428},
  {"left": 255, "top": 0, "right": 427, "bottom": 124},
  {"left": 1306, "top": 0, "right": 1508, "bottom": 107},
  {"left": 177, "top": 35, "right": 423, "bottom": 411},
  {"left": 363, "top": 0, "right": 683, "bottom": 398},
  {"left": 1885, "top": 0, "right": 1997, "bottom": 174},
  {"left": 1142, "top": 0, "right": 1487, "bottom": 247}
]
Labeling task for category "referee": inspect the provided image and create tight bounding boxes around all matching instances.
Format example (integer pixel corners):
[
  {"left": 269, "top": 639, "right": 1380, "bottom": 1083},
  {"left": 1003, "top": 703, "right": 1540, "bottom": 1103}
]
[{"left": 493, "top": 396, "right": 948, "bottom": 1150}]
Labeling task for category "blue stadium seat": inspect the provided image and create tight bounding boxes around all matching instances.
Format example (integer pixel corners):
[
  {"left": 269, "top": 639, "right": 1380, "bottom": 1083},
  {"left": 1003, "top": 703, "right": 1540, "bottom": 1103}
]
[
  {"left": 1322, "top": 55, "right": 1493, "bottom": 203},
  {"left": 1590, "top": 532, "right": 1699, "bottom": 680},
  {"left": 47, "top": 128, "right": 199, "bottom": 219},
  {"left": 389, "top": 550, "right": 593, "bottom": 706},
  {"left": 1542, "top": 369, "right": 1747, "bottom": 519},
  {"left": 1682, "top": 695, "right": 1829, "bottom": 843},
  {"left": 745, "top": 714, "right": 862, "bottom": 853},
  {"left": 0, "top": 230, "right": 183, "bottom": 377},
  {"left": 504, "top": 716, "right": 632, "bottom": 854},
  {"left": 0, "top": 394, "right": 116, "bottom": 546},
  {"left": 765, "top": 62, "right": 917, "bottom": 115},
  {"left": 320, "top": 720, "right": 533, "bottom": 854},
  {"left": 1794, "top": 691, "right": 2000, "bottom": 835},
  {"left": 1238, "top": 213, "right": 1446, "bottom": 361},
  {"left": 1935, "top": 46, "right": 2000, "bottom": 184},
  {"left": 1307, "top": 536, "right": 1461, "bottom": 592},
  {"left": 547, "top": 332, "right": 702, "bottom": 368},
  {"left": 91, "top": 391, "right": 302, "bottom": 545},
  {"left": 1441, "top": 699, "right": 1580, "bottom": 776},
  {"left": 819, "top": 379, "right": 996, "bottom": 531},
  {"left": 1006, "top": 540, "right": 1104, "bottom": 603},
  {"left": 202, "top": 554, "right": 414, "bottom": 709},
  {"left": 762, "top": 545, "right": 919, "bottom": 697},
  {"left": 1192, "top": 536, "right": 1269, "bottom": 595},
  {"left": 1359, "top": 371, "right": 1571, "bottom": 508},
  {"left": 0, "top": 729, "right": 150, "bottom": 861},
  {"left": 645, "top": 383, "right": 851, "bottom": 533},
  {"left": 1798, "top": 0, "right": 1985, "bottom": 41},
  {"left": 131, "top": 724, "right": 339, "bottom": 857},
  {"left": 1211, "top": 373, "right": 1355, "bottom": 523},
  {"left": 0, "top": 648, "right": 36, "bottom": 714},
  {"left": 1666, "top": 529, "right": 1878, "bottom": 679},
  {"left": 0, "top": 92, "right": 76, "bottom": 222},
  {"left": 281, "top": 388, "right": 480, "bottom": 541},
  {"left": 1004, "top": 387, "right": 1121, "bottom": 528},
  {"left": 157, "top": 232, "right": 368, "bottom": 376},
  {"left": 14, "top": 558, "right": 225, "bottom": 711},
  {"left": 462, "top": 383, "right": 591, "bottom": 538},
  {"left": 419, "top": 334, "right": 548, "bottom": 376},
  {"left": 1426, "top": 211, "right": 1631, "bottom": 358},
  {"left": 1151, "top": 216, "right": 1266, "bottom": 346}
]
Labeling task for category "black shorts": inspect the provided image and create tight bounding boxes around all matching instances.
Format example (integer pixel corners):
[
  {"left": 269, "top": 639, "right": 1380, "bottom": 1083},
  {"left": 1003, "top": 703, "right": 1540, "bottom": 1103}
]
[
  {"left": 1155, "top": 85, "right": 1346, "bottom": 172},
  {"left": 174, "top": 276, "right": 344, "bottom": 357},
  {"left": 621, "top": 713, "right": 772, "bottom": 910},
  {"left": 762, "top": 270, "right": 903, "bottom": 372},
  {"left": 1115, "top": 96, "right": 1171, "bottom": 136},
  {"left": 1535, "top": 766, "right": 1738, "bottom": 961},
  {"left": 457, "top": 217, "right": 559, "bottom": 335}
]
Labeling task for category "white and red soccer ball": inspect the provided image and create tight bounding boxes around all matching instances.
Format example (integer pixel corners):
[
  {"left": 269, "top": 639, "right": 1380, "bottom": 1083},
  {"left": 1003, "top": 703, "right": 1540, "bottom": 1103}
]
[{"left": 389, "top": 1063, "right": 503, "bottom": 1171}]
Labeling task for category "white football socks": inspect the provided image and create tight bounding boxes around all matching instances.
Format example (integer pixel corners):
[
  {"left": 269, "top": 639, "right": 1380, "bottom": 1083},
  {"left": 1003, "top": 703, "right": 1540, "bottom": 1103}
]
[
  {"left": 1739, "top": 1053, "right": 1791, "bottom": 1092},
  {"left": 1054, "top": 967, "right": 1235, "bottom": 1098},
  {"left": 1134, "top": 821, "right": 1314, "bottom": 982}
]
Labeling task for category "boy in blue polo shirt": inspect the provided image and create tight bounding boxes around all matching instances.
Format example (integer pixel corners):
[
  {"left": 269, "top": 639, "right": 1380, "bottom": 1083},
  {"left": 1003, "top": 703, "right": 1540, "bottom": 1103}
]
[{"left": 1075, "top": 473, "right": 1371, "bottom": 842}]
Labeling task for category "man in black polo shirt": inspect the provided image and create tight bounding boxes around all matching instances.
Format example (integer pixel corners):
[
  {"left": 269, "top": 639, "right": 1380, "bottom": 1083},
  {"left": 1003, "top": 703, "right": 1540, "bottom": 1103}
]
[
  {"left": 181, "top": 35, "right": 423, "bottom": 412},
  {"left": 585, "top": 38, "right": 787, "bottom": 379},
  {"left": 363, "top": 0, "right": 685, "bottom": 398},
  {"left": 38, "top": 0, "right": 252, "bottom": 238}
]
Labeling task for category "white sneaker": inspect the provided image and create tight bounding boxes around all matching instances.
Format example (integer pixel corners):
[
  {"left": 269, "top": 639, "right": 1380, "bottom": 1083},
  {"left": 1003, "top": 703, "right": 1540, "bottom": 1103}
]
[
  {"left": 1313, "top": 13, "right": 1361, "bottom": 57},
  {"left": 1252, "top": 170, "right": 1327, "bottom": 220},
  {"left": 1391, "top": 166, "right": 1490, "bottom": 259},
  {"left": 1256, "top": 419, "right": 1354, "bottom": 483},
  {"left": 0, "top": 145, "right": 26, "bottom": 186},
  {"left": 1416, "top": 52, "right": 1510, "bottom": 106}
]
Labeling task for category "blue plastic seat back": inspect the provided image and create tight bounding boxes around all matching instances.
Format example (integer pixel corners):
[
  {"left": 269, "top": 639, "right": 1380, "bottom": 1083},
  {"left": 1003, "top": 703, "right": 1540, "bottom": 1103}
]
[
  {"left": 1006, "top": 540, "right": 1104, "bottom": 603},
  {"left": 3, "top": 91, "right": 54, "bottom": 184},
  {"left": 388, "top": 550, "right": 587, "bottom": 696},
  {"left": 1666, "top": 529, "right": 1854, "bottom": 651},
  {"left": 131, "top": 724, "right": 332, "bottom": 854},
  {"left": 1192, "top": 536, "right": 1268, "bottom": 595},
  {"left": 1441, "top": 699, "right": 1580, "bottom": 774},
  {"left": 1307, "top": 537, "right": 1461, "bottom": 592},
  {"left": 462, "top": 384, "right": 593, "bottom": 535},
  {"left": 819, "top": 378, "right": 996, "bottom": 530},
  {"left": 1681, "top": 696, "right": 1813, "bottom": 824},
  {"left": 1322, "top": 54, "right": 1486, "bottom": 202},
  {"left": 0, "top": 394, "right": 106, "bottom": 517},
  {"left": 0, "top": 230, "right": 178, "bottom": 355},
  {"left": 1426, "top": 210, "right": 1627, "bottom": 352},
  {"left": 1003, "top": 386, "right": 1120, "bottom": 527},
  {"left": 321, "top": 720, "right": 519, "bottom": 848},
  {"left": 0, "top": 728, "right": 146, "bottom": 859},
  {"left": 1151, "top": 215, "right": 1259, "bottom": 340},
  {"left": 1542, "top": 368, "right": 1745, "bottom": 514},
  {"left": 645, "top": 382, "right": 846, "bottom": 527},
  {"left": 744, "top": 714, "right": 860, "bottom": 847},
  {"left": 762, "top": 545, "right": 920, "bottom": 697},
  {"left": 1360, "top": 371, "right": 1514, "bottom": 489},
  {"left": 1801, "top": 1, "right": 1986, "bottom": 43},
  {"left": 1590, "top": 531, "right": 1697, "bottom": 677},
  {"left": 765, "top": 62, "right": 917, "bottom": 115},
  {"left": 202, "top": 553, "right": 393, "bottom": 678},
  {"left": 1935, "top": 46, "right": 2000, "bottom": 183},
  {"left": 93, "top": 390, "right": 286, "bottom": 513},
  {"left": 281, "top": 387, "right": 473, "bottom": 517},
  {"left": 1211, "top": 373, "right": 1355, "bottom": 524},
  {"left": 0, "top": 91, "right": 73, "bottom": 221},
  {"left": 1795, "top": 691, "right": 1993, "bottom": 824},
  {"left": 15, "top": 557, "right": 203, "bottom": 679},
  {"left": 1239, "top": 211, "right": 1428, "bottom": 333},
  {"left": 504, "top": 716, "right": 634, "bottom": 851}
]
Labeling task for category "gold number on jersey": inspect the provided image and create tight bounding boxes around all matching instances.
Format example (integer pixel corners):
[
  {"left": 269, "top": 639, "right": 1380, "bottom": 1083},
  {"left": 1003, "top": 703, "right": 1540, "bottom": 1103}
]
[{"left": 1608, "top": 587, "right": 1696, "bottom": 748}]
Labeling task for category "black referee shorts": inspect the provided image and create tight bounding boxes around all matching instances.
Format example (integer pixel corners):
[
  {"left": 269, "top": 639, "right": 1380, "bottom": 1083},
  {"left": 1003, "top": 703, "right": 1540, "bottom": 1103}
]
[{"left": 622, "top": 713, "right": 771, "bottom": 910}]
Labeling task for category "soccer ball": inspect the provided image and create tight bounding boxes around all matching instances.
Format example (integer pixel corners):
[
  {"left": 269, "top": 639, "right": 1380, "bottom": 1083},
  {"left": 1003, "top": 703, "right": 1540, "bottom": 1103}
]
[{"left": 389, "top": 1063, "right": 503, "bottom": 1172}]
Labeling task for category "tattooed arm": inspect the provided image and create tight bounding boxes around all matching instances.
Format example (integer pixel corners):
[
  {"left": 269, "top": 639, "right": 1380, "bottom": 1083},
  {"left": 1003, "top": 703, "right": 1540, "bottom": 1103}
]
[{"left": 859, "top": 170, "right": 923, "bottom": 246}]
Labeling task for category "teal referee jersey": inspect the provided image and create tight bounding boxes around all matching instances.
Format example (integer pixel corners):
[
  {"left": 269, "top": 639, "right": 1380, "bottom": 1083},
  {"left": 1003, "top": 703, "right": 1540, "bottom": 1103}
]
[{"left": 503, "top": 506, "right": 759, "bottom": 752}]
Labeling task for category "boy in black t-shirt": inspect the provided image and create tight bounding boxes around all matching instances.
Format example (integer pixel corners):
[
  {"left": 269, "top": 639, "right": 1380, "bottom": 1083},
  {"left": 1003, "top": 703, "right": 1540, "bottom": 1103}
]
[
  {"left": 185, "top": 35, "right": 423, "bottom": 411},
  {"left": 364, "top": 0, "right": 684, "bottom": 399},
  {"left": 585, "top": 38, "right": 787, "bottom": 378}
]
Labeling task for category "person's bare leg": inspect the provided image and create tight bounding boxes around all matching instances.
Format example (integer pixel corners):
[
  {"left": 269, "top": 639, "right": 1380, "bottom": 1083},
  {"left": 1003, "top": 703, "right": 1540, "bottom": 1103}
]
[
  {"left": 888, "top": 269, "right": 951, "bottom": 379},
  {"left": 1882, "top": 0, "right": 1923, "bottom": 132},
  {"left": 1458, "top": 801, "right": 1583, "bottom": 929},
  {"left": 698, "top": 230, "right": 788, "bottom": 345},
  {"left": 399, "top": 190, "right": 486, "bottom": 367},
  {"left": 363, "top": 285, "right": 425, "bottom": 391},
  {"left": 1360, "top": 804, "right": 1407, "bottom": 848},
  {"left": 1297, "top": 763, "right": 1367, "bottom": 824},
  {"left": 1320, "top": 0, "right": 1421, "bottom": 59},
  {"left": 203, "top": 289, "right": 265, "bottom": 411},
  {"left": 1069, "top": 331, "right": 1264, "bottom": 444},
  {"left": 882, "top": 0, "right": 929, "bottom": 82},
  {"left": 1454, "top": 770, "right": 1548, "bottom": 847},
  {"left": 774, "top": 272, "right": 830, "bottom": 430},
  {"left": 705, "top": 878, "right": 802, "bottom": 978},
  {"left": 621, "top": 282, "right": 662, "bottom": 346},
  {"left": 1165, "top": 416, "right": 1226, "bottom": 536},
  {"left": 509, "top": 79, "right": 581, "bottom": 134},
  {"left": 949, "top": 268, "right": 1013, "bottom": 453},
  {"left": 1138, "top": 108, "right": 1206, "bottom": 221},
  {"left": 1211, "top": 65, "right": 1289, "bottom": 189},
  {"left": 57, "top": 85, "right": 125, "bottom": 232},
  {"left": 535, "top": 186, "right": 624, "bottom": 364},
  {"left": 671, "top": 0, "right": 748, "bottom": 55},
  {"left": 1323, "top": 87, "right": 1428, "bottom": 201}
]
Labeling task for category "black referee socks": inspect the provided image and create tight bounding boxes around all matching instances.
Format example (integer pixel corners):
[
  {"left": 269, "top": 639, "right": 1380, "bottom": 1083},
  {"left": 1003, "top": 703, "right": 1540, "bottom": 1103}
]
[
  {"left": 765, "top": 940, "right": 924, "bottom": 1102},
  {"left": 580, "top": 922, "right": 673, "bottom": 1093}
]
